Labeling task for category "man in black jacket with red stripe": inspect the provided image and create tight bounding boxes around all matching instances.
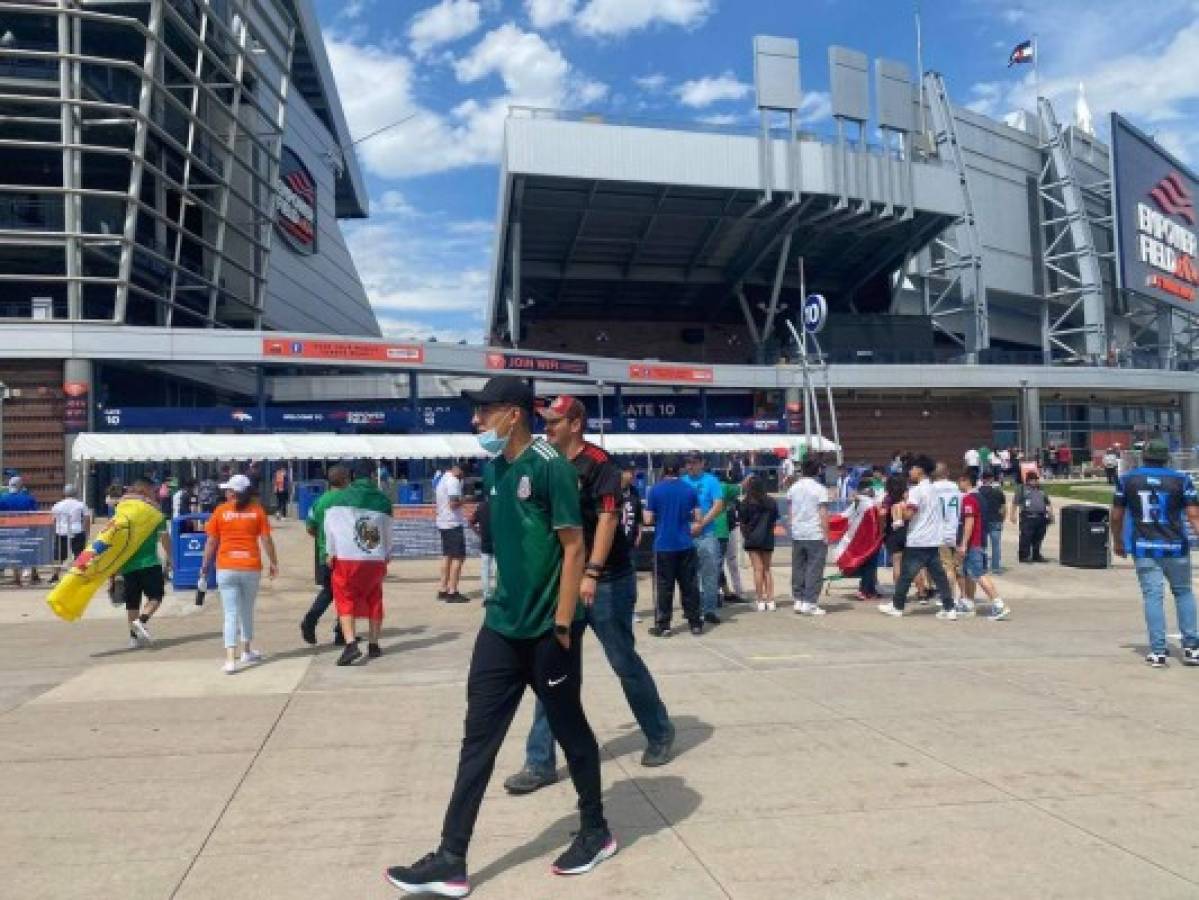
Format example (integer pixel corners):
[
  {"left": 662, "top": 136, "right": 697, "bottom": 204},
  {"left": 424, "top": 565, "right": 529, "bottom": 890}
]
[{"left": 504, "top": 395, "right": 676, "bottom": 795}]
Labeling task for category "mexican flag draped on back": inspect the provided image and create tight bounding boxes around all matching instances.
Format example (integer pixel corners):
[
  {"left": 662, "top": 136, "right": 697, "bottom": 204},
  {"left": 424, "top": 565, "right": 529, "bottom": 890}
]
[{"left": 323, "top": 479, "right": 394, "bottom": 602}]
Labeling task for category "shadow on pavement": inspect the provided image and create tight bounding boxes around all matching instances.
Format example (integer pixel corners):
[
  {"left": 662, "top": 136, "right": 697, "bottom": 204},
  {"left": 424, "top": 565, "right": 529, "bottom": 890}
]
[
  {"left": 90, "top": 630, "right": 223, "bottom": 659},
  {"left": 471, "top": 774, "right": 703, "bottom": 888},
  {"left": 267, "top": 629, "right": 460, "bottom": 663},
  {"left": 601, "top": 714, "right": 714, "bottom": 762}
]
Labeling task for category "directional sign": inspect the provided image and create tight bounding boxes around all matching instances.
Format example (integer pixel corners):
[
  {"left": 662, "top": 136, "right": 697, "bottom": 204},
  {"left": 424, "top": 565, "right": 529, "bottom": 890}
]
[{"left": 802, "top": 294, "right": 828, "bottom": 334}]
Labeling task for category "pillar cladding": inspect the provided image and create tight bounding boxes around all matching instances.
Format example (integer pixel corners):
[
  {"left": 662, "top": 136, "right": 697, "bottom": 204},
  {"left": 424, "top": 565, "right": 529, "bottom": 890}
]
[
  {"left": 63, "top": 358, "right": 94, "bottom": 488},
  {"left": 1020, "top": 385, "right": 1042, "bottom": 453},
  {"left": 1181, "top": 392, "right": 1199, "bottom": 450}
]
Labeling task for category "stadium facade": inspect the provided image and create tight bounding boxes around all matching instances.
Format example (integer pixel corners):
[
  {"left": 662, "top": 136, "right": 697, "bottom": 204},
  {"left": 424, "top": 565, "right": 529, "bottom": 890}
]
[
  {"left": 0, "top": 0, "right": 377, "bottom": 496},
  {"left": 5, "top": 25, "right": 1199, "bottom": 497}
]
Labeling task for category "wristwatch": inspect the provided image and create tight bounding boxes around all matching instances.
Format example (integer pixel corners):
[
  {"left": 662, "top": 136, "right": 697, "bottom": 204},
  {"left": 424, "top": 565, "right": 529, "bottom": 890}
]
[
  {"left": 554, "top": 623, "right": 570, "bottom": 637},
  {"left": 584, "top": 562, "right": 603, "bottom": 577}
]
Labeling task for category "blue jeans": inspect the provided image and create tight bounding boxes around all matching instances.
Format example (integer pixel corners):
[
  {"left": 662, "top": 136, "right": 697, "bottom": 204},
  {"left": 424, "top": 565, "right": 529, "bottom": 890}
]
[
  {"left": 694, "top": 532, "right": 721, "bottom": 615},
  {"left": 987, "top": 524, "right": 1003, "bottom": 571},
  {"left": 1133, "top": 555, "right": 1199, "bottom": 655},
  {"left": 526, "top": 571, "right": 670, "bottom": 774},
  {"left": 217, "top": 569, "right": 261, "bottom": 648},
  {"left": 857, "top": 548, "right": 879, "bottom": 595}
]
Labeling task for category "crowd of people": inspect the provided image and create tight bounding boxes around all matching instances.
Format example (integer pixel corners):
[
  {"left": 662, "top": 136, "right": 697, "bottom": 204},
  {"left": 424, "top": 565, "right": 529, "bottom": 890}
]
[{"left": 12, "top": 372, "right": 1199, "bottom": 895}]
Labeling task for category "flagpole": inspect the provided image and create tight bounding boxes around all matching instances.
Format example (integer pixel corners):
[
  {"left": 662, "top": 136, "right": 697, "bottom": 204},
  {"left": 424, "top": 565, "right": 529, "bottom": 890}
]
[
  {"left": 1032, "top": 32, "right": 1040, "bottom": 101},
  {"left": 915, "top": 1, "right": 926, "bottom": 140}
]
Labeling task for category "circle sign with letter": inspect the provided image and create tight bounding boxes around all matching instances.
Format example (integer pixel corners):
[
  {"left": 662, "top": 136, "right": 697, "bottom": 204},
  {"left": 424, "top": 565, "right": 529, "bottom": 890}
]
[{"left": 802, "top": 293, "right": 827, "bottom": 334}]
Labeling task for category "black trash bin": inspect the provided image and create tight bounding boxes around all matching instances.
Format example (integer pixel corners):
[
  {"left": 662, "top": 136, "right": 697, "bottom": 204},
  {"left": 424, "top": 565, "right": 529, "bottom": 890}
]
[{"left": 1059, "top": 504, "right": 1110, "bottom": 568}]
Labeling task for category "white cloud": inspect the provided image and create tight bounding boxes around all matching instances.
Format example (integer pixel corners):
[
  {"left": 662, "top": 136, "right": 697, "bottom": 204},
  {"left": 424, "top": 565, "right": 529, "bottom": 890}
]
[
  {"left": 378, "top": 317, "right": 484, "bottom": 344},
  {"left": 798, "top": 90, "right": 831, "bottom": 124},
  {"left": 375, "top": 190, "right": 417, "bottom": 216},
  {"left": 326, "top": 26, "right": 605, "bottom": 179},
  {"left": 345, "top": 218, "right": 490, "bottom": 343},
  {"left": 525, "top": 0, "right": 577, "bottom": 29},
  {"left": 574, "top": 0, "right": 713, "bottom": 37},
  {"left": 340, "top": 0, "right": 372, "bottom": 19},
  {"left": 409, "top": 0, "right": 483, "bottom": 57},
  {"left": 453, "top": 22, "right": 569, "bottom": 99},
  {"left": 674, "top": 71, "right": 750, "bottom": 107},
  {"left": 696, "top": 113, "right": 739, "bottom": 126},
  {"left": 968, "top": 1, "right": 1199, "bottom": 160},
  {"left": 634, "top": 72, "right": 667, "bottom": 92}
]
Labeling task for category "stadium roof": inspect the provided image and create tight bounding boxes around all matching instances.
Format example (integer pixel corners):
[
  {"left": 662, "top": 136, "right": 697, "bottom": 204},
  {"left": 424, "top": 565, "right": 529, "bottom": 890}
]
[{"left": 488, "top": 110, "right": 962, "bottom": 337}]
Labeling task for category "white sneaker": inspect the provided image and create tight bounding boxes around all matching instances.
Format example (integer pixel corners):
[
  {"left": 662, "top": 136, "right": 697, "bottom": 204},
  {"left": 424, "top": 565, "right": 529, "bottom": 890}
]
[
  {"left": 935, "top": 609, "right": 959, "bottom": 621},
  {"left": 131, "top": 619, "right": 152, "bottom": 644},
  {"left": 989, "top": 600, "right": 1010, "bottom": 621},
  {"left": 766, "top": 600, "right": 777, "bottom": 611},
  {"left": 954, "top": 598, "right": 975, "bottom": 615},
  {"left": 127, "top": 635, "right": 140, "bottom": 650},
  {"left": 756, "top": 600, "right": 766, "bottom": 612},
  {"left": 240, "top": 650, "right": 264, "bottom": 665},
  {"left": 793, "top": 600, "right": 805, "bottom": 614},
  {"left": 801, "top": 604, "right": 827, "bottom": 617},
  {"left": 223, "top": 661, "right": 237, "bottom": 675},
  {"left": 877, "top": 603, "right": 903, "bottom": 617}
]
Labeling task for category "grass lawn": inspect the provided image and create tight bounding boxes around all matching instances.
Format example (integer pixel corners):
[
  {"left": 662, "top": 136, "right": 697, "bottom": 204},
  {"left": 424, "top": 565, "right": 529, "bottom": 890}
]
[{"left": 1041, "top": 481, "right": 1114, "bottom": 506}]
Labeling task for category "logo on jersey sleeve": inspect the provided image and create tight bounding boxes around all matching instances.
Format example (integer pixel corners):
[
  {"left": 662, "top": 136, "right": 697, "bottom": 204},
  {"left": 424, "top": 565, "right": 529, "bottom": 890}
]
[{"left": 517, "top": 475, "right": 532, "bottom": 499}]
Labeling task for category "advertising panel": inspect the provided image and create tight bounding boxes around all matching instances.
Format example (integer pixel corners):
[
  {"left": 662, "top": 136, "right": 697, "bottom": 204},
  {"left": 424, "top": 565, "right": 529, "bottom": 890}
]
[
  {"left": 485, "top": 351, "right": 589, "bottom": 375},
  {"left": 1111, "top": 113, "right": 1199, "bottom": 310},
  {"left": 275, "top": 147, "right": 318, "bottom": 255},
  {"left": 262, "top": 338, "right": 425, "bottom": 363}
]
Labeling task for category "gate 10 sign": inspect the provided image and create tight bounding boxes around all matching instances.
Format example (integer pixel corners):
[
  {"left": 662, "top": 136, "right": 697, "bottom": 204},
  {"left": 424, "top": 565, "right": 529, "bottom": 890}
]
[{"left": 802, "top": 294, "right": 828, "bottom": 334}]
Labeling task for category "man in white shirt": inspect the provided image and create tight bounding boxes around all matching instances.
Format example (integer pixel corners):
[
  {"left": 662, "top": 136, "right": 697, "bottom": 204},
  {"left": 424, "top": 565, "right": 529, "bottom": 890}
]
[
  {"left": 781, "top": 454, "right": 796, "bottom": 487},
  {"left": 963, "top": 447, "right": 981, "bottom": 482},
  {"left": 787, "top": 458, "right": 830, "bottom": 615},
  {"left": 879, "top": 456, "right": 958, "bottom": 619},
  {"left": 929, "top": 463, "right": 963, "bottom": 604},
  {"left": 49, "top": 484, "right": 90, "bottom": 584},
  {"left": 435, "top": 462, "right": 469, "bottom": 602}
]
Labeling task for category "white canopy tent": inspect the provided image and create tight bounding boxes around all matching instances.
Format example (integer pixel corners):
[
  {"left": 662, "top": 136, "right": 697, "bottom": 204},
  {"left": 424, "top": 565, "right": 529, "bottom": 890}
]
[{"left": 72, "top": 432, "right": 838, "bottom": 463}]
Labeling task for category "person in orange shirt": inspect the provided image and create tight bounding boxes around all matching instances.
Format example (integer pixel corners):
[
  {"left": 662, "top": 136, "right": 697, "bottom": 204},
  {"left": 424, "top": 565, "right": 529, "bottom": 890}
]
[{"left": 199, "top": 474, "right": 279, "bottom": 674}]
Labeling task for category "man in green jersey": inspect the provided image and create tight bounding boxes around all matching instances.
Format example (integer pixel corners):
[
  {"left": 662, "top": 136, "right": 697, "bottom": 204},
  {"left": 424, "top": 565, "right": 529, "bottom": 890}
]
[
  {"left": 386, "top": 377, "right": 614, "bottom": 898},
  {"left": 299, "top": 464, "right": 349, "bottom": 646},
  {"left": 121, "top": 479, "right": 171, "bottom": 649}
]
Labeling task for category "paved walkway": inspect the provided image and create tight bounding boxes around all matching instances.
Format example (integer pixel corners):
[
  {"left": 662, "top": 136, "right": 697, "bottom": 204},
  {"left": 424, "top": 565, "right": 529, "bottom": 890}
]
[{"left": 3, "top": 519, "right": 1198, "bottom": 899}]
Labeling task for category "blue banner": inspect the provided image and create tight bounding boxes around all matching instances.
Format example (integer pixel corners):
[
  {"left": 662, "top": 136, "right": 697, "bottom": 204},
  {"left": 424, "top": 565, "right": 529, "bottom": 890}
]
[{"left": 0, "top": 512, "right": 55, "bottom": 567}]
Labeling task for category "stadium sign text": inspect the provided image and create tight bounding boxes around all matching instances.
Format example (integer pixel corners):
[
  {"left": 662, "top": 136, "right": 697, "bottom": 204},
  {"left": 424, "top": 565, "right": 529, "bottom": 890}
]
[{"left": 275, "top": 147, "right": 317, "bottom": 255}]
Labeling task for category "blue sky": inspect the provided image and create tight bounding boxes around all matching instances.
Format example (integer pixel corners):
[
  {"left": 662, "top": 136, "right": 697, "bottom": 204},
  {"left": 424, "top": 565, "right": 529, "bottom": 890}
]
[{"left": 312, "top": 0, "right": 1199, "bottom": 343}]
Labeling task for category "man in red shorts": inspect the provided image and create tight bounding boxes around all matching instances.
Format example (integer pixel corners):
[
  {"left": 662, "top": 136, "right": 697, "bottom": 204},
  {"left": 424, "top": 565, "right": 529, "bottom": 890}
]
[{"left": 323, "top": 460, "right": 394, "bottom": 666}]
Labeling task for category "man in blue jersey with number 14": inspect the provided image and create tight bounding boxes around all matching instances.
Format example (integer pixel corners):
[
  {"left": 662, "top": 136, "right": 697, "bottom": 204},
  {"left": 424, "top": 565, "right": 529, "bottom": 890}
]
[{"left": 1111, "top": 437, "right": 1199, "bottom": 668}]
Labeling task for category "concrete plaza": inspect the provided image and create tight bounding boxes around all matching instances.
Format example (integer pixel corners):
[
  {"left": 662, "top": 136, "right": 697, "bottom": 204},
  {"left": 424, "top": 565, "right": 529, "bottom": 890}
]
[{"left": 2, "top": 518, "right": 1198, "bottom": 899}]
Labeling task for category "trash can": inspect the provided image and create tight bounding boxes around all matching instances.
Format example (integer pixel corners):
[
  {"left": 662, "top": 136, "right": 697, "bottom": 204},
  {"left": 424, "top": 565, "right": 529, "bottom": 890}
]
[
  {"left": 295, "top": 480, "right": 328, "bottom": 521},
  {"left": 1059, "top": 504, "right": 1109, "bottom": 568},
  {"left": 398, "top": 482, "right": 424, "bottom": 505},
  {"left": 171, "top": 513, "right": 210, "bottom": 590}
]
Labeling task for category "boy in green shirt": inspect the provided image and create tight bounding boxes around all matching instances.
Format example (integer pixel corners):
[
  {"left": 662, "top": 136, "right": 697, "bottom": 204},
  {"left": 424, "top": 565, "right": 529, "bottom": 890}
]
[
  {"left": 716, "top": 476, "right": 747, "bottom": 603},
  {"left": 299, "top": 465, "right": 349, "bottom": 646},
  {"left": 120, "top": 480, "right": 171, "bottom": 648},
  {"left": 387, "top": 377, "right": 614, "bottom": 897}
]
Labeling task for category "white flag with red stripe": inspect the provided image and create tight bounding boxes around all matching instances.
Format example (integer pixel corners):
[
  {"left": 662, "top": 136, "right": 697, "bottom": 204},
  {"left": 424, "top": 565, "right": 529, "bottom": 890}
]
[{"left": 832, "top": 496, "right": 883, "bottom": 575}]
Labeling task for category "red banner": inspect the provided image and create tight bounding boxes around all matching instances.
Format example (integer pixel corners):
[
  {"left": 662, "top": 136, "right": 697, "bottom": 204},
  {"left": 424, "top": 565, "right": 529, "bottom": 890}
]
[
  {"left": 262, "top": 339, "right": 424, "bottom": 363},
  {"left": 628, "top": 363, "right": 714, "bottom": 383}
]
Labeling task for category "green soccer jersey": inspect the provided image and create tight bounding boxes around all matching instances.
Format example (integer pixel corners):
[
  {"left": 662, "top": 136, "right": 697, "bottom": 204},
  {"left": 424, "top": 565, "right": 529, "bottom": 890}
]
[
  {"left": 121, "top": 519, "right": 166, "bottom": 574},
  {"left": 713, "top": 482, "right": 739, "bottom": 540},
  {"left": 484, "top": 437, "right": 583, "bottom": 639},
  {"left": 306, "top": 486, "right": 345, "bottom": 564}
]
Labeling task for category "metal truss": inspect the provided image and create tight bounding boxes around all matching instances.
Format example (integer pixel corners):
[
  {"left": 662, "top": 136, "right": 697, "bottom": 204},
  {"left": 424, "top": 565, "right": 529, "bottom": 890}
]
[
  {"left": 0, "top": 0, "right": 296, "bottom": 328},
  {"left": 921, "top": 72, "right": 988, "bottom": 360},
  {"left": 1036, "top": 97, "right": 1108, "bottom": 361}
]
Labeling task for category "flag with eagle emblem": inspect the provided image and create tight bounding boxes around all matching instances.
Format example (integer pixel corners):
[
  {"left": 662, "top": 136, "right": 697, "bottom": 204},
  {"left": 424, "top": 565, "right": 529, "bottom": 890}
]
[{"left": 324, "top": 478, "right": 394, "bottom": 618}]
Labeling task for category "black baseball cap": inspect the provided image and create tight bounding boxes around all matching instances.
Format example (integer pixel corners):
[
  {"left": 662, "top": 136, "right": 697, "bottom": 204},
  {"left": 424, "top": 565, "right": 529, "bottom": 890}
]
[{"left": 462, "top": 376, "right": 536, "bottom": 414}]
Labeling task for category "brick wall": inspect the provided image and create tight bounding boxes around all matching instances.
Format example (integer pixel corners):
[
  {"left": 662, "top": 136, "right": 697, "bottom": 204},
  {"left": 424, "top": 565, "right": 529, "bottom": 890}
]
[
  {"left": 827, "top": 398, "right": 994, "bottom": 469},
  {"left": 0, "top": 361, "right": 65, "bottom": 506}
]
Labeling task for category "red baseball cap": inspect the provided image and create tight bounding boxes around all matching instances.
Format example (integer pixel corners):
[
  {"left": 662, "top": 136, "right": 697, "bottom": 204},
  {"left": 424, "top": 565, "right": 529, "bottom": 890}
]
[{"left": 539, "top": 395, "right": 585, "bottom": 421}]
